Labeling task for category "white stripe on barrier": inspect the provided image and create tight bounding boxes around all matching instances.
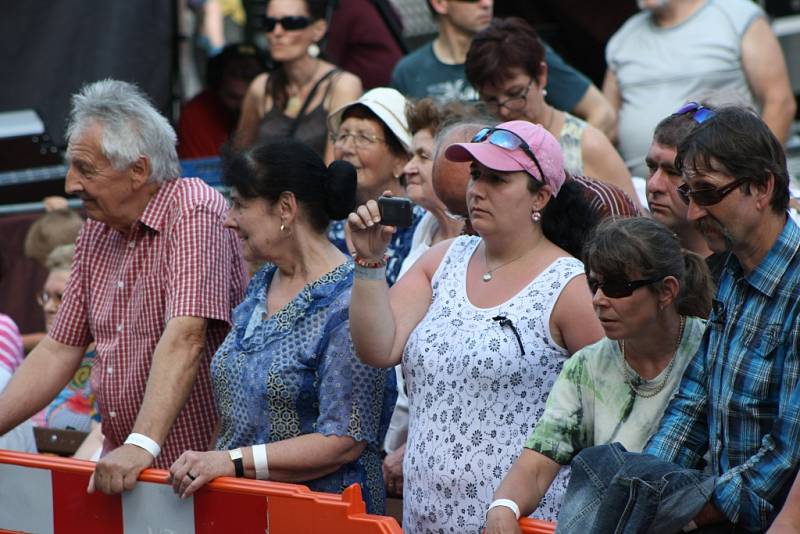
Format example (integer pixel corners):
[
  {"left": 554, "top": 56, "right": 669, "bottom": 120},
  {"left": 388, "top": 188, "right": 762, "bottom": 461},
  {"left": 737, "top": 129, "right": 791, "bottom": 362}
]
[
  {"left": 0, "top": 462, "right": 54, "bottom": 534},
  {"left": 122, "top": 480, "right": 195, "bottom": 534}
]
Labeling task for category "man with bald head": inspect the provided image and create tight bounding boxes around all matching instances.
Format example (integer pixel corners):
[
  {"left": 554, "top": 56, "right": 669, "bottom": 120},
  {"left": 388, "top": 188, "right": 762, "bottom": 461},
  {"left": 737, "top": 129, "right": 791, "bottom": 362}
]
[{"left": 433, "top": 121, "right": 486, "bottom": 220}]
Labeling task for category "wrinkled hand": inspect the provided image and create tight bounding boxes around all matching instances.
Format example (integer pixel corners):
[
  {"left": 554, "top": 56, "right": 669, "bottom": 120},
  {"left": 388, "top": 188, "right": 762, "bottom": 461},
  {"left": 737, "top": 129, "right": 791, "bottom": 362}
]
[
  {"left": 382, "top": 444, "right": 405, "bottom": 497},
  {"left": 346, "top": 192, "right": 395, "bottom": 262},
  {"left": 168, "top": 450, "right": 234, "bottom": 499},
  {"left": 485, "top": 506, "right": 522, "bottom": 534},
  {"left": 87, "top": 443, "right": 153, "bottom": 495}
]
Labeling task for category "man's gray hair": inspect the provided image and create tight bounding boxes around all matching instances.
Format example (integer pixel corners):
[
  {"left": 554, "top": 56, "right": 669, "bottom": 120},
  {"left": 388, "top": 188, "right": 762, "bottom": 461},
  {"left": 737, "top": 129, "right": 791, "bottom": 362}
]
[{"left": 66, "top": 79, "right": 181, "bottom": 182}]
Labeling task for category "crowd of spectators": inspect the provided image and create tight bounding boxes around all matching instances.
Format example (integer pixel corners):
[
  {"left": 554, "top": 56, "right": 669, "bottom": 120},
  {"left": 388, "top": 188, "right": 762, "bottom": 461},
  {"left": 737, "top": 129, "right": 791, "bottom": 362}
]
[{"left": 2, "top": 0, "right": 800, "bottom": 533}]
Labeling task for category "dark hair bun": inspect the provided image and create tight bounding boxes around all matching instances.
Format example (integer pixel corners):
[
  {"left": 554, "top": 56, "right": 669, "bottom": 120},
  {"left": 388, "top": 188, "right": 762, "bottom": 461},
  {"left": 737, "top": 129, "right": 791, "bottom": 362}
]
[{"left": 324, "top": 160, "right": 357, "bottom": 220}]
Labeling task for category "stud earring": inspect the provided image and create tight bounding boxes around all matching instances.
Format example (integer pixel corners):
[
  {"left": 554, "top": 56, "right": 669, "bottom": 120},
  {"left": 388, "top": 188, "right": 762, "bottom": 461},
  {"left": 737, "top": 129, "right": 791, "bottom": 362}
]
[
  {"left": 532, "top": 211, "right": 542, "bottom": 223},
  {"left": 308, "top": 43, "right": 320, "bottom": 58}
]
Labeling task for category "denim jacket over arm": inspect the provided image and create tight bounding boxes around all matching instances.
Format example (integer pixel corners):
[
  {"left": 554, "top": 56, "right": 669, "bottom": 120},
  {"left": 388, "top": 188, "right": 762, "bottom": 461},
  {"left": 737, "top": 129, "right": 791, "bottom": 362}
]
[{"left": 645, "top": 217, "right": 800, "bottom": 532}]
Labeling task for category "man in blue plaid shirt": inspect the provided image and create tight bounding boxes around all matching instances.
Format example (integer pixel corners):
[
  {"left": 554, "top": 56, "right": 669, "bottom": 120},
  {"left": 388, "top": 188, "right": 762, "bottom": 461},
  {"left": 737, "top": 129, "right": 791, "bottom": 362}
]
[{"left": 555, "top": 106, "right": 800, "bottom": 534}]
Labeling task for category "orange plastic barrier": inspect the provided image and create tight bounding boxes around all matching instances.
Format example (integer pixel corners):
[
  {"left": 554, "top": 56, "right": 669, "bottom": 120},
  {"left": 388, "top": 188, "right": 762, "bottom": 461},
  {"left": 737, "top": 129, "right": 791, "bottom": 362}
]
[
  {"left": 520, "top": 517, "right": 558, "bottom": 533},
  {"left": 0, "top": 450, "right": 402, "bottom": 534}
]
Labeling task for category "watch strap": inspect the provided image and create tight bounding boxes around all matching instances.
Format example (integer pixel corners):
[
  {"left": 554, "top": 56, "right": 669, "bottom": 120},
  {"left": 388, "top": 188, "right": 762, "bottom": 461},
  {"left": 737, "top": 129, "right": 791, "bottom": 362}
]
[{"left": 229, "top": 448, "right": 244, "bottom": 477}]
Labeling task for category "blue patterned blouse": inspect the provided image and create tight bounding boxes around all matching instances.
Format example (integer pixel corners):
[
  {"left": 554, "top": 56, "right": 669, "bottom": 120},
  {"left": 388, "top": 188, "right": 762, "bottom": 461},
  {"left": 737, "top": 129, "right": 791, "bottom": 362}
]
[{"left": 211, "top": 261, "right": 397, "bottom": 513}]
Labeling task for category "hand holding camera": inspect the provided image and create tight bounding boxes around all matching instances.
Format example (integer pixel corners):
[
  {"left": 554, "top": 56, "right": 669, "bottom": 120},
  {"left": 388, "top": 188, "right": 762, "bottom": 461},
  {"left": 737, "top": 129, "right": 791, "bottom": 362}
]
[{"left": 347, "top": 192, "right": 413, "bottom": 261}]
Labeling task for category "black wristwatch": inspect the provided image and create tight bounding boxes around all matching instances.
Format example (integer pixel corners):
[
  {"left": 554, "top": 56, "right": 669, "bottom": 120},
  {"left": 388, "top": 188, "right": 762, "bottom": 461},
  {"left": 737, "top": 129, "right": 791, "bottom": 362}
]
[{"left": 229, "top": 448, "right": 244, "bottom": 477}]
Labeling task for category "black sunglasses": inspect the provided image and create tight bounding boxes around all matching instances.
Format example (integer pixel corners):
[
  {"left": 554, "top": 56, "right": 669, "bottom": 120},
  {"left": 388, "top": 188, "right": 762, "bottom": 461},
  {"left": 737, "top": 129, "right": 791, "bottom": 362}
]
[
  {"left": 262, "top": 15, "right": 312, "bottom": 32},
  {"left": 676, "top": 176, "right": 749, "bottom": 206},
  {"left": 587, "top": 276, "right": 663, "bottom": 298},
  {"left": 471, "top": 127, "right": 546, "bottom": 182}
]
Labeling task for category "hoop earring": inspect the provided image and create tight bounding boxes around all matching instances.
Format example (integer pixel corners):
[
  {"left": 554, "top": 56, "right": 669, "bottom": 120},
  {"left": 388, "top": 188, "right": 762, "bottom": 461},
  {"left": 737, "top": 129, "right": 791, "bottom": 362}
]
[
  {"left": 532, "top": 211, "right": 542, "bottom": 223},
  {"left": 308, "top": 43, "right": 320, "bottom": 58}
]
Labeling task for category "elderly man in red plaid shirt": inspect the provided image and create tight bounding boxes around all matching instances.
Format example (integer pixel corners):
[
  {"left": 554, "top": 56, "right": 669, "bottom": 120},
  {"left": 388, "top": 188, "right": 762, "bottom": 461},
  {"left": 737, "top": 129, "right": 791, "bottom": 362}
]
[{"left": 0, "top": 79, "right": 246, "bottom": 495}]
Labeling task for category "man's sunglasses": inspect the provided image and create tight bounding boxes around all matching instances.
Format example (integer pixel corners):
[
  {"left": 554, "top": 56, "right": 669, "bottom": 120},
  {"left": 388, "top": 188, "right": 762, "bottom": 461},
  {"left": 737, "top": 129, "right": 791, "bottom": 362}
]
[
  {"left": 471, "top": 127, "right": 546, "bottom": 181},
  {"left": 262, "top": 15, "right": 312, "bottom": 32},
  {"left": 587, "top": 276, "right": 662, "bottom": 298},
  {"left": 676, "top": 176, "right": 749, "bottom": 206},
  {"left": 672, "top": 102, "right": 715, "bottom": 124}
]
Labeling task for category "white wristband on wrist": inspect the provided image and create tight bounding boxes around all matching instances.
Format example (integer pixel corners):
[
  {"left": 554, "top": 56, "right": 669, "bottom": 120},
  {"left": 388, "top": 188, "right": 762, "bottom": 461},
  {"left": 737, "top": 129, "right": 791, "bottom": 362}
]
[
  {"left": 252, "top": 444, "right": 269, "bottom": 480},
  {"left": 124, "top": 432, "right": 161, "bottom": 458},
  {"left": 488, "top": 498, "right": 521, "bottom": 520}
]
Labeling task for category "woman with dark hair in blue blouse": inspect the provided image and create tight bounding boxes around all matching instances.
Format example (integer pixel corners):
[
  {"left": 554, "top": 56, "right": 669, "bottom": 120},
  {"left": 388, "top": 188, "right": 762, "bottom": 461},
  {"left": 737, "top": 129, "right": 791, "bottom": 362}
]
[{"left": 168, "top": 139, "right": 396, "bottom": 514}]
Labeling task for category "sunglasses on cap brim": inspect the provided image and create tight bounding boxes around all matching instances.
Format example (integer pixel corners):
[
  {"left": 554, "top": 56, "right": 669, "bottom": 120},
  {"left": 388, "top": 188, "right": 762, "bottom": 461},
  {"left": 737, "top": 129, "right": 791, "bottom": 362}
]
[{"left": 471, "top": 127, "right": 546, "bottom": 181}]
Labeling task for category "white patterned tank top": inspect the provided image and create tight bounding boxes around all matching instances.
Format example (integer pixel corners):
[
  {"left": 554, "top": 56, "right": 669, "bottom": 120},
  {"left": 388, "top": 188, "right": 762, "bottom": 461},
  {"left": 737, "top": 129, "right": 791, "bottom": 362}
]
[{"left": 402, "top": 235, "right": 584, "bottom": 533}]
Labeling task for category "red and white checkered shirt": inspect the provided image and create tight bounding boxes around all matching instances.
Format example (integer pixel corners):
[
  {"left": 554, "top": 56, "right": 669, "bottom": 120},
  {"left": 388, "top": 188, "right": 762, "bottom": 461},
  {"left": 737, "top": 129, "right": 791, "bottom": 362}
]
[{"left": 50, "top": 178, "right": 246, "bottom": 467}]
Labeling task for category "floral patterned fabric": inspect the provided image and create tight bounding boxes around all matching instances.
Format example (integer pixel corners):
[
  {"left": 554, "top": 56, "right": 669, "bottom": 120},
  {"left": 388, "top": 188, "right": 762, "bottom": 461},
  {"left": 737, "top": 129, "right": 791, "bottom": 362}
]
[
  {"left": 211, "top": 261, "right": 397, "bottom": 513},
  {"left": 402, "top": 236, "right": 583, "bottom": 532}
]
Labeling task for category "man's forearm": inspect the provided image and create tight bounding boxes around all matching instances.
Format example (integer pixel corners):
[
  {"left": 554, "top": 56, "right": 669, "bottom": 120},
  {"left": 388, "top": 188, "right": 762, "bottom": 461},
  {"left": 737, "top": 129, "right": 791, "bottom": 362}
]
[
  {"left": 131, "top": 317, "right": 208, "bottom": 445},
  {"left": 0, "top": 336, "right": 84, "bottom": 433}
]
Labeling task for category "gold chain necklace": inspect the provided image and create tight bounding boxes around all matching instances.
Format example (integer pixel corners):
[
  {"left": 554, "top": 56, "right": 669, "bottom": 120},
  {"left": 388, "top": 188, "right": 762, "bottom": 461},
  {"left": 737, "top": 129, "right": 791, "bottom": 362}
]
[
  {"left": 285, "top": 60, "right": 321, "bottom": 116},
  {"left": 619, "top": 316, "right": 686, "bottom": 398}
]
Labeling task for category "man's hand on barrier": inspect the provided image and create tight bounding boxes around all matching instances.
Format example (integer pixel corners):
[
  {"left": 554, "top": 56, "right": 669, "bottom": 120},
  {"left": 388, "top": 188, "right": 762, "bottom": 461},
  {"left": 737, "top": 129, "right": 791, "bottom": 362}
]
[
  {"left": 87, "top": 443, "right": 154, "bottom": 494},
  {"left": 168, "top": 449, "right": 235, "bottom": 499}
]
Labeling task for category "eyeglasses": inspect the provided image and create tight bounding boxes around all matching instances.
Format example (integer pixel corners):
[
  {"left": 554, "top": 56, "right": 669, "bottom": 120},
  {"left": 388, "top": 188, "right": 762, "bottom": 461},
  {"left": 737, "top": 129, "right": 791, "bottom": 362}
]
[
  {"left": 331, "top": 131, "right": 384, "bottom": 149},
  {"left": 672, "top": 102, "right": 715, "bottom": 124},
  {"left": 262, "top": 15, "right": 313, "bottom": 32},
  {"left": 483, "top": 79, "right": 535, "bottom": 114},
  {"left": 471, "top": 127, "right": 546, "bottom": 181},
  {"left": 587, "top": 276, "right": 663, "bottom": 298},
  {"left": 36, "top": 291, "right": 63, "bottom": 307},
  {"left": 676, "top": 176, "right": 749, "bottom": 206}
]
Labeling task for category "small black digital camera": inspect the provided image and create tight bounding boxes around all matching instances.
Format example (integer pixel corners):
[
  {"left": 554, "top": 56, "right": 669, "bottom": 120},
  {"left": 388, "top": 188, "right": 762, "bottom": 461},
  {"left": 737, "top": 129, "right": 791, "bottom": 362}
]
[{"left": 377, "top": 196, "right": 413, "bottom": 228}]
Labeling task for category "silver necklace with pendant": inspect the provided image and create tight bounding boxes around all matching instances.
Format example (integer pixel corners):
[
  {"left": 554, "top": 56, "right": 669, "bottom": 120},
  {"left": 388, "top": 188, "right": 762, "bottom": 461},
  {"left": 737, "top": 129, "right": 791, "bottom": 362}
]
[{"left": 482, "top": 249, "right": 530, "bottom": 282}]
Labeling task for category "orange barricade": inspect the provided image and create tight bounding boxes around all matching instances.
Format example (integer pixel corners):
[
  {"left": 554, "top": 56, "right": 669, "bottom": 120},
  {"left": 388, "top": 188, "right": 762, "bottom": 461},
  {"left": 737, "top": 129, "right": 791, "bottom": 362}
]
[
  {"left": 0, "top": 450, "right": 402, "bottom": 534},
  {"left": 520, "top": 518, "right": 558, "bottom": 533}
]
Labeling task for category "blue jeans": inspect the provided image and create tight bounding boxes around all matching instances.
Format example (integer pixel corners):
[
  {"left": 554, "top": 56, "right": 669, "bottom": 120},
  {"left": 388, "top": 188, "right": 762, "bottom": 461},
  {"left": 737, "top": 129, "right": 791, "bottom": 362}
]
[{"left": 555, "top": 443, "right": 717, "bottom": 534}]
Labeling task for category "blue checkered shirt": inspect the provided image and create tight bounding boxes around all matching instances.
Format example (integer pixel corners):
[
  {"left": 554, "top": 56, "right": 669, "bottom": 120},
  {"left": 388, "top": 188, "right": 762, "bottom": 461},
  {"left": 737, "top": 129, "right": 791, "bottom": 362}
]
[{"left": 645, "top": 217, "right": 800, "bottom": 531}]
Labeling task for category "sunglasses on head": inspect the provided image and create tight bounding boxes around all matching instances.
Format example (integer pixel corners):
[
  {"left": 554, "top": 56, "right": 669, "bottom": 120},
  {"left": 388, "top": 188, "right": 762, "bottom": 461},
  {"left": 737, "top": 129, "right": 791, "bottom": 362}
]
[
  {"left": 676, "top": 176, "right": 749, "bottom": 206},
  {"left": 262, "top": 15, "right": 312, "bottom": 32},
  {"left": 672, "top": 102, "right": 715, "bottom": 124},
  {"left": 587, "top": 276, "right": 663, "bottom": 298},
  {"left": 471, "top": 127, "right": 546, "bottom": 181}
]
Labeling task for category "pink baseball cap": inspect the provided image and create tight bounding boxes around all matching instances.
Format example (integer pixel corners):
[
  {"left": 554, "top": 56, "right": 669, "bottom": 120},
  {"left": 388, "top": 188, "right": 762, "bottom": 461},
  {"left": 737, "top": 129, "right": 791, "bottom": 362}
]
[{"left": 444, "top": 120, "right": 566, "bottom": 196}]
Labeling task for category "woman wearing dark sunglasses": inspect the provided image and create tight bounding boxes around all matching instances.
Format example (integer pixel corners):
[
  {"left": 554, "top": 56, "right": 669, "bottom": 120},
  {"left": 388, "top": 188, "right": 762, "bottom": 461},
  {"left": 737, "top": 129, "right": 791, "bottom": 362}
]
[
  {"left": 347, "top": 120, "right": 606, "bottom": 532},
  {"left": 235, "top": 0, "right": 362, "bottom": 161},
  {"left": 485, "top": 217, "right": 713, "bottom": 534}
]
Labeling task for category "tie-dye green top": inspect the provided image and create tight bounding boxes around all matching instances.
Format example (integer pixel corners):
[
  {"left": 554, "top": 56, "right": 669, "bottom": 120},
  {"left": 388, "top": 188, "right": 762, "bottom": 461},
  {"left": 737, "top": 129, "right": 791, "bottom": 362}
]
[{"left": 525, "top": 316, "right": 706, "bottom": 464}]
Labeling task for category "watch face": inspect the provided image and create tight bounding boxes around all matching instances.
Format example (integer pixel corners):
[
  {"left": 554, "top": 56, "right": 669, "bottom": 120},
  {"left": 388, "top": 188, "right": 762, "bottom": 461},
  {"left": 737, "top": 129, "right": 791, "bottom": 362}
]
[{"left": 229, "top": 448, "right": 243, "bottom": 460}]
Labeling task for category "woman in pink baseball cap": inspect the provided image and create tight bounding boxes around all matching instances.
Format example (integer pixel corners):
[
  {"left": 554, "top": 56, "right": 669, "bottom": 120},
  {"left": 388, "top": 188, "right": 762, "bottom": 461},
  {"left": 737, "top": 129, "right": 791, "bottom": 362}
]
[{"left": 346, "top": 120, "right": 605, "bottom": 532}]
